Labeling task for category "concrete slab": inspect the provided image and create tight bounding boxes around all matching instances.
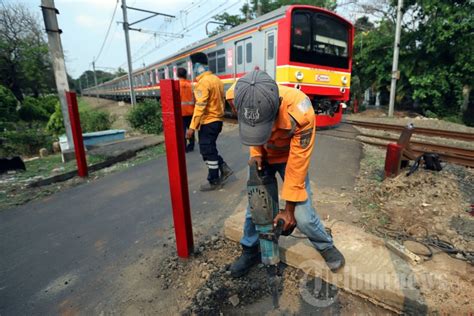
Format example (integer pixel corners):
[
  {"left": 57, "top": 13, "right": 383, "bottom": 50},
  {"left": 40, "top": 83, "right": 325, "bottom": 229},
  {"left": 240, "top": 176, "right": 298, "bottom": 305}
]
[
  {"left": 224, "top": 206, "right": 474, "bottom": 314},
  {"left": 88, "top": 135, "right": 164, "bottom": 158}
]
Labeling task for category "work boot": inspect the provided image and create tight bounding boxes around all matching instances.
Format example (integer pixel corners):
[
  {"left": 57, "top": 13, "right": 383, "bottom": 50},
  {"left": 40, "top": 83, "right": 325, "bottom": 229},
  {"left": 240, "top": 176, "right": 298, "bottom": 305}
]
[
  {"left": 229, "top": 245, "right": 260, "bottom": 278},
  {"left": 219, "top": 162, "right": 233, "bottom": 182},
  {"left": 199, "top": 181, "right": 222, "bottom": 192},
  {"left": 320, "top": 246, "right": 345, "bottom": 272},
  {"left": 186, "top": 144, "right": 194, "bottom": 152}
]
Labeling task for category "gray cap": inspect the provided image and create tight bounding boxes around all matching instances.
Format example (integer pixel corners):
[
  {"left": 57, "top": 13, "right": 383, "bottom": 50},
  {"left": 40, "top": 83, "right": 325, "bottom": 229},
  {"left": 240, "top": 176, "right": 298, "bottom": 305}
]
[{"left": 234, "top": 70, "right": 279, "bottom": 146}]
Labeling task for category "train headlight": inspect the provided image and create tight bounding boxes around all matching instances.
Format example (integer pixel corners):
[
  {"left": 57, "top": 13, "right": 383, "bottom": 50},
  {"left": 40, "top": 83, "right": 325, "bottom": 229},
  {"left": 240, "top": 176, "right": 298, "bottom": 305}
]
[
  {"left": 340, "top": 87, "right": 346, "bottom": 94},
  {"left": 341, "top": 76, "right": 348, "bottom": 85},
  {"left": 295, "top": 71, "right": 304, "bottom": 81}
]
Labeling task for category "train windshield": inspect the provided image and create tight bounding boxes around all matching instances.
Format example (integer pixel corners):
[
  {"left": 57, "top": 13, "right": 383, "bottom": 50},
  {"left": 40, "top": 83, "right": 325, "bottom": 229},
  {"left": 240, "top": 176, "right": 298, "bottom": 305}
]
[{"left": 291, "top": 10, "right": 349, "bottom": 69}]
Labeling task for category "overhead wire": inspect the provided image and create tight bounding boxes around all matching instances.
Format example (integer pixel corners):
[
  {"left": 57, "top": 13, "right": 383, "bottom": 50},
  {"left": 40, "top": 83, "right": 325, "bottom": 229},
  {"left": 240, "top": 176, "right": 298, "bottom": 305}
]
[{"left": 93, "top": 0, "right": 119, "bottom": 63}]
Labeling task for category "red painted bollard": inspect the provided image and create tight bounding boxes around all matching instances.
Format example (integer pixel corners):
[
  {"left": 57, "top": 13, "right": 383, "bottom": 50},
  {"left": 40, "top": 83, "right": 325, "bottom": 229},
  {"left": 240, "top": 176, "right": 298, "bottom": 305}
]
[
  {"left": 384, "top": 143, "right": 402, "bottom": 178},
  {"left": 65, "top": 91, "right": 88, "bottom": 177},
  {"left": 160, "top": 79, "right": 194, "bottom": 258}
]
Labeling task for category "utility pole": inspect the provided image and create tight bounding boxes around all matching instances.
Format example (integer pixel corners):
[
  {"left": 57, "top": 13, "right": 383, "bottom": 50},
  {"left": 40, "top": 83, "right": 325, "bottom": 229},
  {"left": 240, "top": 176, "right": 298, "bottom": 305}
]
[
  {"left": 92, "top": 60, "right": 99, "bottom": 98},
  {"left": 78, "top": 78, "right": 83, "bottom": 96},
  {"left": 121, "top": 0, "right": 136, "bottom": 106},
  {"left": 40, "top": 0, "right": 73, "bottom": 149},
  {"left": 121, "top": 1, "right": 175, "bottom": 106},
  {"left": 388, "top": 0, "right": 403, "bottom": 117}
]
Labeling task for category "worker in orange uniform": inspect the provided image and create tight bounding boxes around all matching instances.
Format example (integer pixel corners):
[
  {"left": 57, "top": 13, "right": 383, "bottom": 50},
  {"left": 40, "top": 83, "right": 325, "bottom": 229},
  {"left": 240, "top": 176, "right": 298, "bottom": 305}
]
[
  {"left": 177, "top": 67, "right": 195, "bottom": 152},
  {"left": 186, "top": 52, "right": 233, "bottom": 191},
  {"left": 226, "top": 70, "right": 345, "bottom": 277}
]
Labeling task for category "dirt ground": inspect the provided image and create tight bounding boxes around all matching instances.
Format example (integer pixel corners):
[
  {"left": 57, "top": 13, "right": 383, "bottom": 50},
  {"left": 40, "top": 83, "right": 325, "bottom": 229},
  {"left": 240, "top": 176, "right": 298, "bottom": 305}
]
[
  {"left": 81, "top": 97, "right": 134, "bottom": 132},
  {"left": 346, "top": 109, "right": 474, "bottom": 133},
  {"left": 102, "top": 234, "right": 394, "bottom": 315},
  {"left": 353, "top": 144, "right": 474, "bottom": 257}
]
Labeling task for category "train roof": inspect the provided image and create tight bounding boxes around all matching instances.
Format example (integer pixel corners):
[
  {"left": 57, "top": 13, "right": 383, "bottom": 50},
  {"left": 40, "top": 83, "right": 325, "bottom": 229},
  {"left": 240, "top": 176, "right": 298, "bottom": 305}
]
[{"left": 90, "top": 5, "right": 352, "bottom": 87}]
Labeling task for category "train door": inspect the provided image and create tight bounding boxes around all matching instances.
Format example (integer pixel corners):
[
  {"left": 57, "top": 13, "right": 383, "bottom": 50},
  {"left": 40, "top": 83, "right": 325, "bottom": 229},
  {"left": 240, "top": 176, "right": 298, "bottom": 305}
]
[
  {"left": 235, "top": 38, "right": 253, "bottom": 75},
  {"left": 264, "top": 30, "right": 277, "bottom": 79}
]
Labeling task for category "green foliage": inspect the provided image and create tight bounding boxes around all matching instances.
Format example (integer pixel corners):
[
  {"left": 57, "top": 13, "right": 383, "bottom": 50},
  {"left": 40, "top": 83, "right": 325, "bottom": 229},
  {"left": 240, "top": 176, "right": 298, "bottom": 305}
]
[
  {"left": 0, "top": 84, "right": 18, "bottom": 122},
  {"left": 0, "top": 124, "right": 53, "bottom": 157},
  {"left": 352, "top": 0, "right": 474, "bottom": 124},
  {"left": 127, "top": 99, "right": 163, "bottom": 134},
  {"left": 18, "top": 96, "right": 50, "bottom": 122},
  {"left": 46, "top": 99, "right": 114, "bottom": 136},
  {"left": 39, "top": 95, "right": 59, "bottom": 115},
  {"left": 210, "top": 0, "right": 337, "bottom": 36},
  {"left": 46, "top": 102, "right": 65, "bottom": 136},
  {"left": 79, "top": 110, "right": 114, "bottom": 133},
  {"left": 0, "top": 3, "right": 56, "bottom": 100}
]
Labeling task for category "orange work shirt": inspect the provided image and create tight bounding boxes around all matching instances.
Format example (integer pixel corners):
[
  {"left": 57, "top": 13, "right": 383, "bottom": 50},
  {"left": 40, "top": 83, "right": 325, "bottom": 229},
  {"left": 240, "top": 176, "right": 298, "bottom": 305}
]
[
  {"left": 249, "top": 85, "right": 316, "bottom": 202},
  {"left": 179, "top": 78, "right": 195, "bottom": 117},
  {"left": 190, "top": 71, "right": 225, "bottom": 130}
]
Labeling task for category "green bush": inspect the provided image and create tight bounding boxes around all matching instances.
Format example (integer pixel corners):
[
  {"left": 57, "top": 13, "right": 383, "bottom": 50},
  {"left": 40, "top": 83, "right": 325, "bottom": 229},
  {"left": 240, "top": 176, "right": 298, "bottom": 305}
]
[
  {"left": 462, "top": 107, "right": 474, "bottom": 127},
  {"left": 46, "top": 101, "right": 114, "bottom": 136},
  {"left": 18, "top": 96, "right": 50, "bottom": 122},
  {"left": 39, "top": 95, "right": 59, "bottom": 115},
  {"left": 0, "top": 85, "right": 19, "bottom": 122},
  {"left": 79, "top": 110, "right": 114, "bottom": 133},
  {"left": 0, "top": 126, "right": 53, "bottom": 157},
  {"left": 127, "top": 99, "right": 162, "bottom": 134}
]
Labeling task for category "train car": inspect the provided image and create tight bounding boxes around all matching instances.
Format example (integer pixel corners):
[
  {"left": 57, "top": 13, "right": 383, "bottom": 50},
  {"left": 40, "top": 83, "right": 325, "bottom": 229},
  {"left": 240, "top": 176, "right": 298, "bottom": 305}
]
[{"left": 84, "top": 5, "right": 354, "bottom": 127}]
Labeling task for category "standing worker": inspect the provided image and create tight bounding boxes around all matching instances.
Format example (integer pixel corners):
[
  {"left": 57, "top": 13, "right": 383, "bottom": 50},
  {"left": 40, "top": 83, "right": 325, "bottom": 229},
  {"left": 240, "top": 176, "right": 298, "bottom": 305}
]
[
  {"left": 186, "top": 52, "right": 233, "bottom": 191},
  {"left": 226, "top": 70, "right": 345, "bottom": 277},
  {"left": 177, "top": 67, "right": 195, "bottom": 152}
]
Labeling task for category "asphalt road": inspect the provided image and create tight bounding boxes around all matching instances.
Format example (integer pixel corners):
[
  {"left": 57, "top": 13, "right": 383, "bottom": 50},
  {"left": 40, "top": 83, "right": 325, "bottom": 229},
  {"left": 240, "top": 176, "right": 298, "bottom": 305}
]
[{"left": 0, "top": 123, "right": 361, "bottom": 315}]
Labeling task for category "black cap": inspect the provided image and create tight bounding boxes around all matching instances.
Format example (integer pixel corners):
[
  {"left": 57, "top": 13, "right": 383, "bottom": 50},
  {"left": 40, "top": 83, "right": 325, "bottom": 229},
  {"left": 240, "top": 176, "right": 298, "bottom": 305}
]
[{"left": 190, "top": 52, "right": 208, "bottom": 65}]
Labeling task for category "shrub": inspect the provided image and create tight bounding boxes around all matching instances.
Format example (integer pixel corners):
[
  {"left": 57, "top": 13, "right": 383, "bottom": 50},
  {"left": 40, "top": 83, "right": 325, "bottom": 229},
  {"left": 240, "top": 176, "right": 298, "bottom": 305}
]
[
  {"left": 0, "top": 126, "right": 53, "bottom": 157},
  {"left": 18, "top": 96, "right": 50, "bottom": 122},
  {"left": 39, "top": 95, "right": 59, "bottom": 115},
  {"left": 127, "top": 99, "right": 162, "bottom": 134},
  {"left": 46, "top": 101, "right": 114, "bottom": 136},
  {"left": 79, "top": 110, "right": 114, "bottom": 133},
  {"left": 462, "top": 106, "right": 474, "bottom": 127},
  {"left": 0, "top": 85, "right": 19, "bottom": 122}
]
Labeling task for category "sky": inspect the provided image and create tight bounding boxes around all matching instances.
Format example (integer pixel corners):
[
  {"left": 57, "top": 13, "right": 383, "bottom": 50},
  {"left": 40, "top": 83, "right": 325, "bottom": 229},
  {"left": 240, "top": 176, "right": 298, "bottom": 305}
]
[{"left": 11, "top": 0, "right": 360, "bottom": 80}]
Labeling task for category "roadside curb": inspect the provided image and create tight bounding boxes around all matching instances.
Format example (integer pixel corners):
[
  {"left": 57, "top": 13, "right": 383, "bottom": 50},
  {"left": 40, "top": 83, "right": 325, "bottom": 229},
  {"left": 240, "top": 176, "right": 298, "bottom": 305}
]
[
  {"left": 27, "top": 140, "right": 164, "bottom": 188},
  {"left": 224, "top": 203, "right": 473, "bottom": 314}
]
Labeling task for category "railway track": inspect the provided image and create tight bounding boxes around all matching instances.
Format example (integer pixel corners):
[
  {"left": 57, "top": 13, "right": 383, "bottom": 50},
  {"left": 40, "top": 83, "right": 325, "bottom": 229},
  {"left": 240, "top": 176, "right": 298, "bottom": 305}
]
[
  {"left": 224, "top": 117, "right": 474, "bottom": 167},
  {"left": 344, "top": 119, "right": 474, "bottom": 142},
  {"left": 339, "top": 120, "right": 474, "bottom": 168}
]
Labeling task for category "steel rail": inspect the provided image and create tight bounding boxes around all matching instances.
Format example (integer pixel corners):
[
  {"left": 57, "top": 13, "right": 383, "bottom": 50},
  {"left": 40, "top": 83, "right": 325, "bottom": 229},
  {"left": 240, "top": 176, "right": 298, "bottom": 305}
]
[{"left": 344, "top": 120, "right": 474, "bottom": 142}]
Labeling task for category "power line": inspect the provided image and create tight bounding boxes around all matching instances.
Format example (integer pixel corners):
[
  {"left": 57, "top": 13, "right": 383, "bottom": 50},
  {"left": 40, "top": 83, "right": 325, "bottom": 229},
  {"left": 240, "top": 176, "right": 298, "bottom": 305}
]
[
  {"left": 132, "top": 0, "right": 239, "bottom": 64},
  {"left": 94, "top": 0, "right": 119, "bottom": 63}
]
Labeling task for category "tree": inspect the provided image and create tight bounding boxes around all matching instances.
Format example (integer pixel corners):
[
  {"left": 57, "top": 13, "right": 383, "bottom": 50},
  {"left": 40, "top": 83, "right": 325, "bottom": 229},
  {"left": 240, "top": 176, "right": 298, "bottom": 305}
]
[
  {"left": 0, "top": 2, "right": 55, "bottom": 100},
  {"left": 352, "top": 0, "right": 474, "bottom": 123},
  {"left": 0, "top": 85, "right": 18, "bottom": 122},
  {"left": 209, "top": 0, "right": 337, "bottom": 36}
]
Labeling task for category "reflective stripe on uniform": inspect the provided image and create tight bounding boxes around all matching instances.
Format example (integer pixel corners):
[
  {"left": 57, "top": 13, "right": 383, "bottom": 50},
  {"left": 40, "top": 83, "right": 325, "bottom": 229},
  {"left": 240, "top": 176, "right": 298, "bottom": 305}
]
[
  {"left": 195, "top": 102, "right": 207, "bottom": 107},
  {"left": 206, "top": 160, "right": 219, "bottom": 169},
  {"left": 181, "top": 101, "right": 194, "bottom": 106}
]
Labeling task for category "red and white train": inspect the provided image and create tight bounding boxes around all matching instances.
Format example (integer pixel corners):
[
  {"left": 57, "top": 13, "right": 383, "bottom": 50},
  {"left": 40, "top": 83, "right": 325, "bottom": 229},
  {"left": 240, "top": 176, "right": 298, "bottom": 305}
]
[{"left": 84, "top": 5, "right": 354, "bottom": 127}]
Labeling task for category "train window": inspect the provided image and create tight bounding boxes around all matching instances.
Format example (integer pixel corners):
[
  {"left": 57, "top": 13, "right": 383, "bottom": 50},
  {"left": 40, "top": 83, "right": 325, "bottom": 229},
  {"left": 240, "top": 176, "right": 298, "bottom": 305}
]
[
  {"left": 246, "top": 43, "right": 252, "bottom": 63},
  {"left": 158, "top": 68, "right": 165, "bottom": 80},
  {"left": 237, "top": 45, "right": 243, "bottom": 65},
  {"left": 268, "top": 34, "right": 275, "bottom": 60},
  {"left": 208, "top": 49, "right": 225, "bottom": 74},
  {"left": 292, "top": 12, "right": 311, "bottom": 51},
  {"left": 290, "top": 10, "right": 349, "bottom": 69}
]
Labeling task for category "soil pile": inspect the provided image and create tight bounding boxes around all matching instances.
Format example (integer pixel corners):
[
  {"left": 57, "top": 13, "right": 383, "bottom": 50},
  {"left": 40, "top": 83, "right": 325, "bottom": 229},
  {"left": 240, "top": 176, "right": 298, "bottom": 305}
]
[{"left": 355, "top": 145, "right": 473, "bottom": 254}]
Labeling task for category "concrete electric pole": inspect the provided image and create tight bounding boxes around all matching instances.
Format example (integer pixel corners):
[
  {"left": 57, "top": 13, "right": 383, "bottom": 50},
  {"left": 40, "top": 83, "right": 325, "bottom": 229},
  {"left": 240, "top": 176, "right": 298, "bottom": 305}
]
[
  {"left": 120, "top": 1, "right": 175, "bottom": 107},
  {"left": 40, "top": 0, "right": 73, "bottom": 149},
  {"left": 92, "top": 60, "right": 99, "bottom": 98},
  {"left": 121, "top": 0, "right": 136, "bottom": 106},
  {"left": 388, "top": 0, "right": 403, "bottom": 117}
]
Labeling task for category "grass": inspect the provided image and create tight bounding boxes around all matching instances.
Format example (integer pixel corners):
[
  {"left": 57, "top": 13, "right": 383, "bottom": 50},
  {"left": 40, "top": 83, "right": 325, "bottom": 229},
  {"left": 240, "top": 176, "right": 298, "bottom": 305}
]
[{"left": 0, "top": 144, "right": 165, "bottom": 211}]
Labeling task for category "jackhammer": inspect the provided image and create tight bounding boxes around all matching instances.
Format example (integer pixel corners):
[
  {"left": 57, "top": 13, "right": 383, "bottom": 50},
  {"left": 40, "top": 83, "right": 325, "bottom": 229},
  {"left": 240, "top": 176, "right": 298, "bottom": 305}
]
[{"left": 247, "top": 162, "right": 294, "bottom": 308}]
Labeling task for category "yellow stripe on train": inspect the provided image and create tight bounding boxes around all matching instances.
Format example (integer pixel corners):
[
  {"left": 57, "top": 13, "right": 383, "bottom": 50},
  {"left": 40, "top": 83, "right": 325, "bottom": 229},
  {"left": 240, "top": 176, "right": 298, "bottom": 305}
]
[{"left": 275, "top": 65, "right": 351, "bottom": 88}]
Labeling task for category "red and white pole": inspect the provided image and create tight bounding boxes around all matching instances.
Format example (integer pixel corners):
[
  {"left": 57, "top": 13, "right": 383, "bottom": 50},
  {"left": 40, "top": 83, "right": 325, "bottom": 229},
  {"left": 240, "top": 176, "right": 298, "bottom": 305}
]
[
  {"left": 160, "top": 79, "right": 194, "bottom": 258},
  {"left": 65, "top": 91, "right": 88, "bottom": 177}
]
